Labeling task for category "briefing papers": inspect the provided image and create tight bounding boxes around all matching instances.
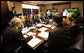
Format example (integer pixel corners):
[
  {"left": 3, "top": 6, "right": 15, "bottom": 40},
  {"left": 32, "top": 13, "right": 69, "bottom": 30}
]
[
  {"left": 36, "top": 23, "right": 45, "bottom": 27},
  {"left": 29, "top": 27, "right": 36, "bottom": 29},
  {"left": 38, "top": 31, "right": 49, "bottom": 40},
  {"left": 45, "top": 24, "right": 52, "bottom": 28},
  {"left": 27, "top": 38, "right": 42, "bottom": 48},
  {"left": 22, "top": 27, "right": 36, "bottom": 33},
  {"left": 27, "top": 32, "right": 36, "bottom": 36},
  {"left": 38, "top": 27, "right": 48, "bottom": 32},
  {"left": 22, "top": 28, "right": 30, "bottom": 33},
  {"left": 23, "top": 32, "right": 36, "bottom": 38}
]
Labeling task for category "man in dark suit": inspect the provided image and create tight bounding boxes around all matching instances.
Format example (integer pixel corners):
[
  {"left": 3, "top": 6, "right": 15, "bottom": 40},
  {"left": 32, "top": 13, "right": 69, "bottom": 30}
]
[
  {"left": 47, "top": 13, "right": 72, "bottom": 52},
  {"left": 35, "top": 14, "right": 42, "bottom": 23},
  {"left": 40, "top": 13, "right": 47, "bottom": 22},
  {"left": 32, "top": 14, "right": 36, "bottom": 21},
  {"left": 25, "top": 14, "right": 36, "bottom": 27},
  {"left": 8, "top": 7, "right": 22, "bottom": 22},
  {"left": 3, "top": 17, "right": 33, "bottom": 53},
  {"left": 8, "top": 7, "right": 17, "bottom": 22}
]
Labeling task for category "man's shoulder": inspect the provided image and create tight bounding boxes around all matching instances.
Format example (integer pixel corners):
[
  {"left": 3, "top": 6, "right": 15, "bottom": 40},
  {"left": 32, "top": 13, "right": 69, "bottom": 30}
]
[
  {"left": 9, "top": 11, "right": 12, "bottom": 12},
  {"left": 50, "top": 26, "right": 68, "bottom": 33},
  {"left": 9, "top": 11, "right": 13, "bottom": 13},
  {"left": 50, "top": 27, "right": 59, "bottom": 33}
]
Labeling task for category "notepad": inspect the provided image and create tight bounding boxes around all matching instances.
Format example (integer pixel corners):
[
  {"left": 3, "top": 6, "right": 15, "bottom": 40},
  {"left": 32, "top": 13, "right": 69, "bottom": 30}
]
[
  {"left": 27, "top": 38, "right": 42, "bottom": 48},
  {"left": 45, "top": 24, "right": 52, "bottom": 28},
  {"left": 38, "top": 27, "right": 48, "bottom": 32},
  {"left": 38, "top": 31, "right": 49, "bottom": 40}
]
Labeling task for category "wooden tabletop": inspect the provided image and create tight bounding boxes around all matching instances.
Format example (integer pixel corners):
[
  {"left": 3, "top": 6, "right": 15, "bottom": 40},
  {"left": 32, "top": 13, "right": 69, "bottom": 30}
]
[{"left": 26, "top": 24, "right": 53, "bottom": 50}]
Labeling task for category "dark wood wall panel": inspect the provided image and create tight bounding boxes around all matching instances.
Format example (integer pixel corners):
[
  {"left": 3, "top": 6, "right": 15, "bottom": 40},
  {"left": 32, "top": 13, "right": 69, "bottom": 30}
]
[{"left": 1, "top": 1, "right": 9, "bottom": 35}]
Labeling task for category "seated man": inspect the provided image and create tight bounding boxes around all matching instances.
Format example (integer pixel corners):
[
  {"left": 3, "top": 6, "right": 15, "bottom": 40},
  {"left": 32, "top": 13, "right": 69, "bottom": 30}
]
[
  {"left": 35, "top": 14, "right": 43, "bottom": 23},
  {"left": 19, "top": 16, "right": 27, "bottom": 29},
  {"left": 25, "top": 14, "right": 36, "bottom": 27},
  {"left": 3, "top": 17, "right": 33, "bottom": 53},
  {"left": 47, "top": 13, "right": 71, "bottom": 52},
  {"left": 40, "top": 13, "right": 47, "bottom": 22},
  {"left": 32, "top": 14, "right": 37, "bottom": 22}
]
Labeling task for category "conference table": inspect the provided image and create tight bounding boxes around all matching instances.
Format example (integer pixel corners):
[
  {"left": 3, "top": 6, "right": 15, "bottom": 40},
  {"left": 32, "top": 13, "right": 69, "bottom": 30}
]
[{"left": 22, "top": 23, "right": 55, "bottom": 50}]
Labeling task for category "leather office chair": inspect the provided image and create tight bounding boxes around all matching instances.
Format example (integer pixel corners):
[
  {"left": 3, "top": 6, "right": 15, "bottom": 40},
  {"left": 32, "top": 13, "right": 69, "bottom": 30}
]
[
  {"left": 62, "top": 31, "right": 83, "bottom": 52},
  {"left": 44, "top": 31, "right": 83, "bottom": 52}
]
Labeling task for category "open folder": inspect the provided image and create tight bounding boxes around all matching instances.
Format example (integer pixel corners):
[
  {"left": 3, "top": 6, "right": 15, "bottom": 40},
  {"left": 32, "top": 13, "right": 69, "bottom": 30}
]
[
  {"left": 27, "top": 38, "right": 42, "bottom": 48},
  {"left": 37, "top": 27, "right": 48, "bottom": 32},
  {"left": 38, "top": 31, "right": 49, "bottom": 40}
]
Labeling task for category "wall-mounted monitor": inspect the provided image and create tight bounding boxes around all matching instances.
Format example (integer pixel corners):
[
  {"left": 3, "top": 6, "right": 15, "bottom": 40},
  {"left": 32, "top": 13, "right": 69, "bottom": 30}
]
[{"left": 63, "top": 8, "right": 79, "bottom": 17}]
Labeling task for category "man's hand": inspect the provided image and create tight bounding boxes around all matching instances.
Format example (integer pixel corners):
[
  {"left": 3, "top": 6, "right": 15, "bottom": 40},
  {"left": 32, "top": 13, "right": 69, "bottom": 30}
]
[{"left": 22, "top": 32, "right": 27, "bottom": 35}]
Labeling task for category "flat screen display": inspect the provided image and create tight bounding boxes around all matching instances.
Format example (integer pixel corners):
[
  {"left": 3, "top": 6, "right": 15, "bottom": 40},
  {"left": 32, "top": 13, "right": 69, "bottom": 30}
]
[{"left": 63, "top": 8, "right": 78, "bottom": 17}]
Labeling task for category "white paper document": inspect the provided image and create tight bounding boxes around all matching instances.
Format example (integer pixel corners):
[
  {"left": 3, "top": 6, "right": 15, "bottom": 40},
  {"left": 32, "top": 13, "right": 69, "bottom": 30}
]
[
  {"left": 27, "top": 38, "right": 42, "bottom": 48},
  {"left": 22, "top": 28, "right": 31, "bottom": 33},
  {"left": 45, "top": 24, "right": 52, "bottom": 28},
  {"left": 38, "top": 31, "right": 49, "bottom": 40},
  {"left": 23, "top": 35, "right": 28, "bottom": 38},
  {"left": 29, "top": 27, "right": 36, "bottom": 29},
  {"left": 36, "top": 23, "right": 45, "bottom": 27},
  {"left": 27, "top": 32, "right": 36, "bottom": 36},
  {"left": 38, "top": 27, "right": 48, "bottom": 32}
]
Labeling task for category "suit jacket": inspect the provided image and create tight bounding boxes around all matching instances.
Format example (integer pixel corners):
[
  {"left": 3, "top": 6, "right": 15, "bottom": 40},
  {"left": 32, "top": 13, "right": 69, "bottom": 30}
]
[
  {"left": 48, "top": 25, "right": 72, "bottom": 52},
  {"left": 8, "top": 11, "right": 22, "bottom": 22},
  {"left": 45, "top": 16, "right": 49, "bottom": 20},
  {"left": 8, "top": 11, "right": 17, "bottom": 22},
  {"left": 40, "top": 16, "right": 46, "bottom": 22},
  {"left": 32, "top": 17, "right": 36, "bottom": 22},
  {"left": 3, "top": 26, "right": 33, "bottom": 52},
  {"left": 19, "top": 21, "right": 27, "bottom": 30},
  {"left": 25, "top": 18, "right": 36, "bottom": 27},
  {"left": 36, "top": 18, "right": 42, "bottom": 23}
]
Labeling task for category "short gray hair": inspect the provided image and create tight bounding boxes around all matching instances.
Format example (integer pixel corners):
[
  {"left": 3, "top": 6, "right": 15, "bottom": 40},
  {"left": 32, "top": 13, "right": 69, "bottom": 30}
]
[{"left": 10, "top": 17, "right": 21, "bottom": 26}]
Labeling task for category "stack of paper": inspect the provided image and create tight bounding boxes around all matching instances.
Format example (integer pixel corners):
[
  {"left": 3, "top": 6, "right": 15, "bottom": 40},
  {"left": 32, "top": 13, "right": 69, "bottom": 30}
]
[
  {"left": 29, "top": 27, "right": 36, "bottom": 29},
  {"left": 45, "top": 24, "right": 52, "bottom": 28},
  {"left": 36, "top": 23, "right": 45, "bottom": 27},
  {"left": 22, "top": 28, "right": 31, "bottom": 33},
  {"left": 27, "top": 32, "right": 36, "bottom": 36},
  {"left": 27, "top": 38, "right": 42, "bottom": 48},
  {"left": 38, "top": 31, "right": 49, "bottom": 40},
  {"left": 38, "top": 27, "right": 48, "bottom": 32}
]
